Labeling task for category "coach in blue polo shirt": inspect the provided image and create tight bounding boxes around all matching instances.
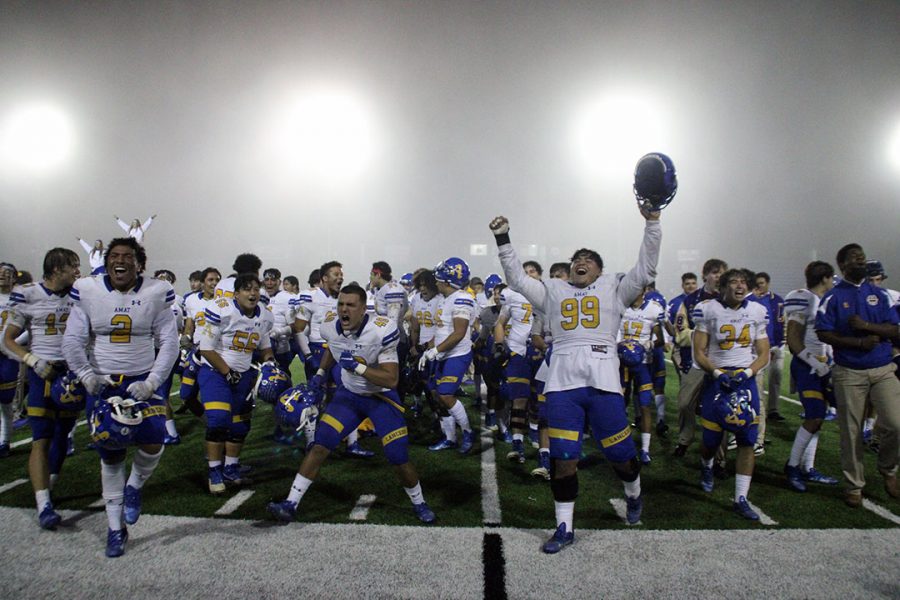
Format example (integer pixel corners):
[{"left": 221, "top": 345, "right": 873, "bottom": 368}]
[{"left": 816, "top": 243, "right": 900, "bottom": 508}]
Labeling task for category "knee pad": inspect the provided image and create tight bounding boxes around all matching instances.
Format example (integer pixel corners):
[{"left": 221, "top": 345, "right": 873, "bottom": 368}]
[
  {"left": 613, "top": 457, "right": 641, "bottom": 482},
  {"left": 510, "top": 407, "right": 527, "bottom": 426},
  {"left": 549, "top": 472, "right": 579, "bottom": 502},
  {"left": 205, "top": 427, "right": 229, "bottom": 443}
]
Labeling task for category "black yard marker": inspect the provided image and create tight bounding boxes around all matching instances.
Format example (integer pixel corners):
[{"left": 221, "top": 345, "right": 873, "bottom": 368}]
[{"left": 482, "top": 532, "right": 507, "bottom": 600}]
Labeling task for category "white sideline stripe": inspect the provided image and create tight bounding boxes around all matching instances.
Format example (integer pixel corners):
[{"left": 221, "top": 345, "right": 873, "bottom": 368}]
[
  {"left": 747, "top": 500, "right": 778, "bottom": 525},
  {"left": 215, "top": 490, "right": 255, "bottom": 516},
  {"left": 609, "top": 498, "right": 641, "bottom": 525},
  {"left": 89, "top": 498, "right": 105, "bottom": 508},
  {"left": 0, "top": 478, "right": 28, "bottom": 495},
  {"left": 862, "top": 499, "right": 900, "bottom": 525},
  {"left": 480, "top": 413, "right": 502, "bottom": 525},
  {"left": 9, "top": 390, "right": 180, "bottom": 449},
  {"left": 349, "top": 494, "right": 377, "bottom": 521}
]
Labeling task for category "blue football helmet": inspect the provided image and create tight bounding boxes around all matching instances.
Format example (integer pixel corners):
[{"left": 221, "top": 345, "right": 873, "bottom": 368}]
[
  {"left": 254, "top": 362, "right": 291, "bottom": 404},
  {"left": 400, "top": 272, "right": 414, "bottom": 287},
  {"left": 866, "top": 260, "right": 886, "bottom": 279},
  {"left": 483, "top": 273, "right": 502, "bottom": 300},
  {"left": 712, "top": 389, "right": 757, "bottom": 432},
  {"left": 633, "top": 152, "right": 677, "bottom": 210},
  {"left": 434, "top": 257, "right": 470, "bottom": 289},
  {"left": 617, "top": 340, "right": 646, "bottom": 368},
  {"left": 276, "top": 384, "right": 319, "bottom": 431},
  {"left": 50, "top": 371, "right": 87, "bottom": 411},
  {"left": 90, "top": 396, "right": 148, "bottom": 450}
]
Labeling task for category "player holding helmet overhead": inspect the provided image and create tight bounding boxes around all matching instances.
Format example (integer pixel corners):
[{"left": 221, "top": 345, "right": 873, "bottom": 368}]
[
  {"left": 489, "top": 152, "right": 671, "bottom": 553},
  {"left": 61, "top": 237, "right": 179, "bottom": 558}
]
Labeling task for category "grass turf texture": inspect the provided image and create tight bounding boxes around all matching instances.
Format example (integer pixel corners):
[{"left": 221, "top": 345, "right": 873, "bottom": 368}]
[{"left": 0, "top": 358, "right": 897, "bottom": 530}]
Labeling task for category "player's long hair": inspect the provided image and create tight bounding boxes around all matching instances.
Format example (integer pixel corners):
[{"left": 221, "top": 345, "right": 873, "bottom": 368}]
[{"left": 43, "top": 247, "right": 80, "bottom": 280}]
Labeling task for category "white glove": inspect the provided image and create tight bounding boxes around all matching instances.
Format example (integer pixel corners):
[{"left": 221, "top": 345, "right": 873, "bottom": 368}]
[
  {"left": 418, "top": 347, "right": 439, "bottom": 370},
  {"left": 179, "top": 334, "right": 194, "bottom": 349},
  {"left": 23, "top": 352, "right": 53, "bottom": 379},
  {"left": 127, "top": 373, "right": 162, "bottom": 402},
  {"left": 78, "top": 369, "right": 114, "bottom": 395},
  {"left": 799, "top": 349, "right": 831, "bottom": 378},
  {"left": 489, "top": 216, "right": 509, "bottom": 236},
  {"left": 270, "top": 324, "right": 292, "bottom": 338}
]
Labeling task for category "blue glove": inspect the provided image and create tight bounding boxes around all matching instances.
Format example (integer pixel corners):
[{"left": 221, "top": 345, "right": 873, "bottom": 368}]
[
  {"left": 339, "top": 350, "right": 358, "bottom": 372},
  {"left": 715, "top": 371, "right": 732, "bottom": 390},
  {"left": 308, "top": 373, "right": 324, "bottom": 393},
  {"left": 730, "top": 369, "right": 752, "bottom": 388}
]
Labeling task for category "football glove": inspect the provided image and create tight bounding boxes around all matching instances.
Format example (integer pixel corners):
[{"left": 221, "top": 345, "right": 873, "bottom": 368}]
[
  {"left": 714, "top": 370, "right": 732, "bottom": 390},
  {"left": 225, "top": 370, "right": 243, "bottom": 385},
  {"left": 308, "top": 372, "right": 325, "bottom": 394},
  {"left": 418, "top": 347, "right": 439, "bottom": 370},
  {"left": 729, "top": 368, "right": 753, "bottom": 388},
  {"left": 339, "top": 350, "right": 366, "bottom": 375},
  {"left": 126, "top": 374, "right": 162, "bottom": 402},
  {"left": 492, "top": 343, "right": 507, "bottom": 362},
  {"left": 78, "top": 369, "right": 115, "bottom": 395},
  {"left": 799, "top": 349, "right": 831, "bottom": 377},
  {"left": 23, "top": 352, "right": 53, "bottom": 379},
  {"left": 179, "top": 334, "right": 194, "bottom": 349}
]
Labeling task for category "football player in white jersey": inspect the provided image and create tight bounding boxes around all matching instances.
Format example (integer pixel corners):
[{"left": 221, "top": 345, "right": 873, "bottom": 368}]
[
  {"left": 199, "top": 273, "right": 274, "bottom": 493},
  {"left": 263, "top": 268, "right": 297, "bottom": 373},
  {"left": 3, "top": 248, "right": 80, "bottom": 529},
  {"left": 370, "top": 261, "right": 410, "bottom": 394},
  {"left": 408, "top": 270, "right": 442, "bottom": 418},
  {"left": 77, "top": 238, "right": 105, "bottom": 274},
  {"left": 0, "top": 262, "right": 21, "bottom": 456},
  {"left": 114, "top": 215, "right": 155, "bottom": 244},
  {"left": 490, "top": 204, "right": 661, "bottom": 553},
  {"left": 420, "top": 257, "right": 476, "bottom": 454},
  {"left": 180, "top": 268, "right": 221, "bottom": 414},
  {"left": 619, "top": 286, "right": 665, "bottom": 465},
  {"left": 267, "top": 284, "right": 436, "bottom": 524},
  {"left": 692, "top": 268, "right": 770, "bottom": 520},
  {"left": 783, "top": 261, "right": 840, "bottom": 491},
  {"left": 61, "top": 237, "right": 179, "bottom": 558},
  {"left": 215, "top": 253, "right": 270, "bottom": 306},
  {"left": 153, "top": 269, "right": 184, "bottom": 445}
]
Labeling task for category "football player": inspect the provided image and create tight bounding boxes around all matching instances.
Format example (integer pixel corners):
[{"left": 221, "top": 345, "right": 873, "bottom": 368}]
[
  {"left": 783, "top": 261, "right": 839, "bottom": 492},
  {"left": 750, "top": 272, "right": 786, "bottom": 451},
  {"left": 263, "top": 268, "right": 296, "bottom": 373},
  {"left": 370, "top": 261, "right": 410, "bottom": 393},
  {"left": 692, "top": 268, "right": 770, "bottom": 520},
  {"left": 153, "top": 269, "right": 184, "bottom": 445},
  {"left": 77, "top": 238, "right": 105, "bottom": 275},
  {"left": 216, "top": 253, "right": 269, "bottom": 305},
  {"left": 180, "top": 267, "right": 221, "bottom": 414},
  {"left": 2, "top": 248, "right": 80, "bottom": 529},
  {"left": 0, "top": 262, "right": 21, "bottom": 457},
  {"left": 199, "top": 273, "right": 274, "bottom": 492},
  {"left": 61, "top": 237, "right": 179, "bottom": 557},
  {"left": 267, "top": 284, "right": 436, "bottom": 524},
  {"left": 641, "top": 283, "right": 669, "bottom": 438},
  {"left": 408, "top": 270, "right": 442, "bottom": 420},
  {"left": 664, "top": 273, "right": 698, "bottom": 381},
  {"left": 114, "top": 215, "right": 155, "bottom": 244},
  {"left": 490, "top": 202, "right": 662, "bottom": 552},
  {"left": 419, "top": 257, "right": 477, "bottom": 454}
]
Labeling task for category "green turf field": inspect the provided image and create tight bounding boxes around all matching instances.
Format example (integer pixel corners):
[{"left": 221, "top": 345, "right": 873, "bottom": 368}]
[{"left": 0, "top": 359, "right": 897, "bottom": 530}]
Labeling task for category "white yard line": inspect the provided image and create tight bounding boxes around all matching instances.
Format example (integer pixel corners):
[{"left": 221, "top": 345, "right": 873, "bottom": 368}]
[
  {"left": 348, "top": 494, "right": 377, "bottom": 521},
  {"left": 89, "top": 497, "right": 106, "bottom": 508},
  {"left": 862, "top": 499, "right": 900, "bottom": 525},
  {"left": 747, "top": 499, "right": 779, "bottom": 525},
  {"left": 481, "top": 413, "right": 502, "bottom": 526},
  {"left": 214, "top": 490, "right": 255, "bottom": 516},
  {"left": 0, "top": 478, "right": 28, "bottom": 495}
]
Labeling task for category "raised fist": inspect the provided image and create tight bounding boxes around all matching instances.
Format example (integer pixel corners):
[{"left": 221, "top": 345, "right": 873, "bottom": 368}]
[{"left": 489, "top": 216, "right": 509, "bottom": 236}]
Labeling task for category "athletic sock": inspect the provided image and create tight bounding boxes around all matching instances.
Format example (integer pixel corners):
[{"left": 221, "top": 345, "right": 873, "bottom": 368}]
[
  {"left": 287, "top": 473, "right": 313, "bottom": 505},
  {"left": 404, "top": 482, "right": 425, "bottom": 505},
  {"left": 788, "top": 427, "right": 813, "bottom": 467},
  {"left": 449, "top": 400, "right": 471, "bottom": 432},
  {"left": 735, "top": 474, "right": 752, "bottom": 502}
]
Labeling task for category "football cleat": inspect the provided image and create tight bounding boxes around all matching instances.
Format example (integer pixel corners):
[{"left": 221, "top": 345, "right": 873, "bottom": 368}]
[
  {"left": 673, "top": 444, "right": 688, "bottom": 457},
  {"left": 38, "top": 502, "right": 62, "bottom": 530},
  {"left": 801, "top": 468, "right": 838, "bottom": 485},
  {"left": 105, "top": 526, "right": 128, "bottom": 558},
  {"left": 529, "top": 428, "right": 539, "bottom": 449},
  {"left": 267, "top": 499, "right": 297, "bottom": 522},
  {"left": 655, "top": 420, "right": 669, "bottom": 438},
  {"left": 499, "top": 430, "right": 513, "bottom": 444},
  {"left": 459, "top": 430, "right": 475, "bottom": 454},
  {"left": 531, "top": 451, "right": 551, "bottom": 481},
  {"left": 732, "top": 496, "right": 760, "bottom": 521},
  {"left": 639, "top": 450, "right": 652, "bottom": 466},
  {"left": 726, "top": 434, "right": 737, "bottom": 451},
  {"left": 507, "top": 439, "right": 525, "bottom": 463},
  {"left": 784, "top": 463, "right": 807, "bottom": 493},
  {"left": 0, "top": 442, "right": 10, "bottom": 458},
  {"left": 625, "top": 494, "right": 643, "bottom": 524},
  {"left": 413, "top": 502, "right": 436, "bottom": 524},
  {"left": 824, "top": 408, "right": 837, "bottom": 421},
  {"left": 753, "top": 443, "right": 765, "bottom": 456},
  {"left": 485, "top": 412, "right": 498, "bottom": 431},
  {"left": 700, "top": 466, "right": 714, "bottom": 493},
  {"left": 767, "top": 411, "right": 786, "bottom": 422},
  {"left": 862, "top": 427, "right": 873, "bottom": 445},
  {"left": 163, "top": 433, "right": 181, "bottom": 446},
  {"left": 123, "top": 485, "right": 142, "bottom": 525},
  {"left": 541, "top": 523, "right": 574, "bottom": 554},
  {"left": 223, "top": 464, "right": 244, "bottom": 485},
  {"left": 208, "top": 466, "right": 225, "bottom": 495},
  {"left": 345, "top": 442, "right": 375, "bottom": 458},
  {"left": 428, "top": 438, "right": 458, "bottom": 451}
]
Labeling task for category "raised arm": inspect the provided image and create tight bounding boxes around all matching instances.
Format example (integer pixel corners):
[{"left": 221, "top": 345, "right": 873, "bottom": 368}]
[
  {"left": 489, "top": 216, "right": 548, "bottom": 310},
  {"left": 616, "top": 208, "right": 662, "bottom": 309}
]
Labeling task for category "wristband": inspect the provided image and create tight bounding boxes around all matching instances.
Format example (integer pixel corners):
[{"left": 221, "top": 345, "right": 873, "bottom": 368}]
[
  {"left": 316, "top": 368, "right": 326, "bottom": 378},
  {"left": 354, "top": 363, "right": 368, "bottom": 376},
  {"left": 713, "top": 369, "right": 724, "bottom": 378},
  {"left": 23, "top": 352, "right": 38, "bottom": 368},
  {"left": 493, "top": 232, "right": 511, "bottom": 246},
  {"left": 741, "top": 368, "right": 753, "bottom": 378}
]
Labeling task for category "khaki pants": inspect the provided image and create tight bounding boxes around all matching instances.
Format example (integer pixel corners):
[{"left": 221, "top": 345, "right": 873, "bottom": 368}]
[
  {"left": 676, "top": 367, "right": 706, "bottom": 446},
  {"left": 832, "top": 363, "right": 900, "bottom": 492}
]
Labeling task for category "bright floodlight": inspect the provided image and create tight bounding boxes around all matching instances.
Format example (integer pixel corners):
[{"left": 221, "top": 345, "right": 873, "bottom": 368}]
[
  {"left": 0, "top": 102, "right": 75, "bottom": 174},
  {"left": 888, "top": 120, "right": 900, "bottom": 173},
  {"left": 570, "top": 91, "right": 666, "bottom": 183},
  {"left": 266, "top": 87, "right": 378, "bottom": 184}
]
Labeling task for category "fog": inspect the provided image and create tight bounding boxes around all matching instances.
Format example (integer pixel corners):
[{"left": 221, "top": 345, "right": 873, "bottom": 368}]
[{"left": 1, "top": 1, "right": 898, "bottom": 299}]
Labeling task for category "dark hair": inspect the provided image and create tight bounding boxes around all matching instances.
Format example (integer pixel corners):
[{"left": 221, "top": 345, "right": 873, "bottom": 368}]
[
  {"left": 232, "top": 253, "right": 262, "bottom": 274},
  {"left": 717, "top": 268, "right": 749, "bottom": 293},
  {"left": 805, "top": 261, "right": 834, "bottom": 288},
  {"left": 742, "top": 269, "right": 756, "bottom": 284},
  {"left": 307, "top": 269, "right": 321, "bottom": 286},
  {"left": 16, "top": 270, "right": 33, "bottom": 284},
  {"left": 550, "top": 262, "right": 570, "bottom": 277},
  {"left": 234, "top": 273, "right": 261, "bottom": 291},
  {"left": 414, "top": 270, "right": 438, "bottom": 294},
  {"left": 263, "top": 268, "right": 282, "bottom": 279},
  {"left": 755, "top": 272, "right": 770, "bottom": 283},
  {"left": 339, "top": 283, "right": 368, "bottom": 304},
  {"left": 284, "top": 275, "right": 299, "bottom": 288},
  {"left": 105, "top": 237, "right": 147, "bottom": 273},
  {"left": 469, "top": 276, "right": 483, "bottom": 287},
  {"left": 200, "top": 267, "right": 221, "bottom": 281},
  {"left": 568, "top": 249, "right": 602, "bottom": 271},
  {"left": 319, "top": 261, "right": 342, "bottom": 279},
  {"left": 371, "top": 261, "right": 392, "bottom": 281},
  {"left": 523, "top": 260, "right": 544, "bottom": 276},
  {"left": 153, "top": 269, "right": 176, "bottom": 283},
  {"left": 702, "top": 258, "right": 728, "bottom": 277},
  {"left": 681, "top": 272, "right": 697, "bottom": 282},
  {"left": 494, "top": 283, "right": 508, "bottom": 295},
  {"left": 836, "top": 243, "right": 862, "bottom": 266},
  {"left": 189, "top": 270, "right": 202, "bottom": 282},
  {"left": 43, "top": 247, "right": 80, "bottom": 280}
]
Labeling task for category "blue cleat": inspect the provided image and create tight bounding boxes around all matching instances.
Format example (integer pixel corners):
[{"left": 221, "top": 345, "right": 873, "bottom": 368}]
[
  {"left": 208, "top": 466, "right": 225, "bottom": 495},
  {"left": 38, "top": 502, "right": 61, "bottom": 530},
  {"left": 824, "top": 410, "right": 836, "bottom": 421},
  {"left": 625, "top": 494, "right": 643, "bottom": 524},
  {"left": 733, "top": 496, "right": 760, "bottom": 521},
  {"left": 531, "top": 451, "right": 551, "bottom": 480},
  {"left": 801, "top": 468, "right": 839, "bottom": 485},
  {"left": 105, "top": 526, "right": 128, "bottom": 558},
  {"left": 123, "top": 485, "right": 142, "bottom": 525},
  {"left": 485, "top": 412, "right": 498, "bottom": 431},
  {"left": 345, "top": 442, "right": 375, "bottom": 458},
  {"left": 223, "top": 464, "right": 244, "bottom": 485},
  {"left": 0, "top": 442, "right": 9, "bottom": 458},
  {"left": 507, "top": 439, "right": 525, "bottom": 463},
  {"left": 784, "top": 463, "right": 807, "bottom": 492},
  {"left": 428, "top": 438, "right": 458, "bottom": 451},
  {"left": 700, "top": 466, "right": 714, "bottom": 493},
  {"left": 459, "top": 430, "right": 475, "bottom": 454},
  {"left": 499, "top": 430, "right": 513, "bottom": 444},
  {"left": 163, "top": 433, "right": 181, "bottom": 446},
  {"left": 639, "top": 450, "right": 652, "bottom": 465},
  {"left": 267, "top": 499, "right": 297, "bottom": 522},
  {"left": 542, "top": 523, "right": 574, "bottom": 554},
  {"left": 413, "top": 501, "right": 436, "bottom": 523},
  {"left": 529, "top": 428, "right": 539, "bottom": 449}
]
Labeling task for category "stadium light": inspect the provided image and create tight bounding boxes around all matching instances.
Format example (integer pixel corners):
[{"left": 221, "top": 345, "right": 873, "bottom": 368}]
[
  {"left": 263, "top": 86, "right": 379, "bottom": 185},
  {"left": 569, "top": 90, "right": 666, "bottom": 185},
  {"left": 0, "top": 101, "right": 75, "bottom": 176}
]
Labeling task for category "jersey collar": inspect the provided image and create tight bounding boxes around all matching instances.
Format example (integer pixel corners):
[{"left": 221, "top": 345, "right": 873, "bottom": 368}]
[
  {"left": 232, "top": 298, "right": 261, "bottom": 318},
  {"left": 337, "top": 313, "right": 369, "bottom": 337},
  {"left": 103, "top": 275, "right": 143, "bottom": 293}
]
